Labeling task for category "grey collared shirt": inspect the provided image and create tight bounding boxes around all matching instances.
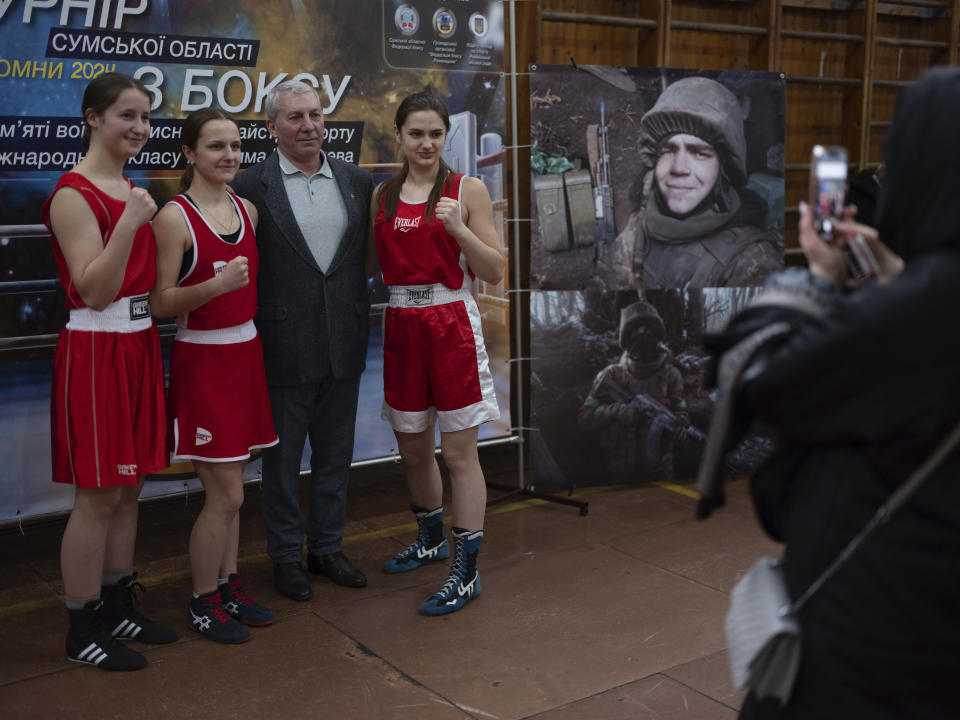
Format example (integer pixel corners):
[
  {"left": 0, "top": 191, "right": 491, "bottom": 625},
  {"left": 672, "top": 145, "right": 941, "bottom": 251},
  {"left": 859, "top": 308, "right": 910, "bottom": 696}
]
[{"left": 277, "top": 149, "right": 347, "bottom": 273}]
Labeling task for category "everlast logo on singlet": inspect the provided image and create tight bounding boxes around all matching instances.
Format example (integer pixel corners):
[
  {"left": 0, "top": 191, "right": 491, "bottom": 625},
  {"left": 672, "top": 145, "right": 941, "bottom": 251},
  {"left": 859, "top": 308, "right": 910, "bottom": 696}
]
[
  {"left": 394, "top": 216, "right": 421, "bottom": 232},
  {"left": 406, "top": 288, "right": 433, "bottom": 306},
  {"left": 129, "top": 294, "right": 150, "bottom": 320}
]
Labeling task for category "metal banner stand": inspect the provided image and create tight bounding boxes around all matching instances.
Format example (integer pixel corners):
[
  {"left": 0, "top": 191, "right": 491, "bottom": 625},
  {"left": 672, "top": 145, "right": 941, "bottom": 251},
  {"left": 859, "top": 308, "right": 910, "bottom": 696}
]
[{"left": 487, "top": 0, "right": 589, "bottom": 518}]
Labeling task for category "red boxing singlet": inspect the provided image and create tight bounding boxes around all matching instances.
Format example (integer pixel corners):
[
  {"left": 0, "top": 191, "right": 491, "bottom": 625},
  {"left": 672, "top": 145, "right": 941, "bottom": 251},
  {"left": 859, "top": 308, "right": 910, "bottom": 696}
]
[
  {"left": 165, "top": 193, "right": 277, "bottom": 462},
  {"left": 168, "top": 193, "right": 259, "bottom": 330},
  {"left": 373, "top": 172, "right": 500, "bottom": 433},
  {"left": 374, "top": 172, "right": 473, "bottom": 289},
  {"left": 43, "top": 172, "right": 167, "bottom": 487},
  {"left": 41, "top": 172, "right": 157, "bottom": 308}
]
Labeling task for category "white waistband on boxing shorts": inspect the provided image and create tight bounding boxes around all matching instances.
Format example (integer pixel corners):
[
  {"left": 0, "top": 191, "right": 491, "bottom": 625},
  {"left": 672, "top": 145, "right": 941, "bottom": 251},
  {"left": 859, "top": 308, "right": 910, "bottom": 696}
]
[
  {"left": 174, "top": 319, "right": 258, "bottom": 345},
  {"left": 388, "top": 283, "right": 473, "bottom": 308},
  {"left": 66, "top": 294, "right": 153, "bottom": 333}
]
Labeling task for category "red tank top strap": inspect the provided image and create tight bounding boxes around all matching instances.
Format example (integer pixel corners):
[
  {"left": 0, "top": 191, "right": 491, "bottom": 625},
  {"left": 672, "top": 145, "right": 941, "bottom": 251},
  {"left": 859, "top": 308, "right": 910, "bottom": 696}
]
[
  {"left": 169, "top": 193, "right": 199, "bottom": 219},
  {"left": 41, "top": 172, "right": 129, "bottom": 238},
  {"left": 443, "top": 171, "right": 464, "bottom": 200},
  {"left": 43, "top": 172, "right": 155, "bottom": 310},
  {"left": 230, "top": 192, "right": 253, "bottom": 228},
  {"left": 170, "top": 193, "right": 252, "bottom": 235}
]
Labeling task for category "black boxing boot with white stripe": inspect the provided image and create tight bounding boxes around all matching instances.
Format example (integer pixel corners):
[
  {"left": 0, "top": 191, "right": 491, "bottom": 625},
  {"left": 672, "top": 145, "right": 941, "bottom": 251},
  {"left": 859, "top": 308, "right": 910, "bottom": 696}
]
[
  {"left": 100, "top": 573, "right": 177, "bottom": 644},
  {"left": 66, "top": 600, "right": 147, "bottom": 671}
]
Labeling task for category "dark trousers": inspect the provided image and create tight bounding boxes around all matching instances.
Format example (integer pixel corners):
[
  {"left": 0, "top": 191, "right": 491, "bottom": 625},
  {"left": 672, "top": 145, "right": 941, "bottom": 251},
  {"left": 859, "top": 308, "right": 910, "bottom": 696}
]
[{"left": 260, "top": 375, "right": 361, "bottom": 563}]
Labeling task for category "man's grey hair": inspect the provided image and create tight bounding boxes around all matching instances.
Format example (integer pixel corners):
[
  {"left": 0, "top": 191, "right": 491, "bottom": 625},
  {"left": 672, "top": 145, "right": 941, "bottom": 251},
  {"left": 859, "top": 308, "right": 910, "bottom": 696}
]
[{"left": 265, "top": 80, "right": 321, "bottom": 123}]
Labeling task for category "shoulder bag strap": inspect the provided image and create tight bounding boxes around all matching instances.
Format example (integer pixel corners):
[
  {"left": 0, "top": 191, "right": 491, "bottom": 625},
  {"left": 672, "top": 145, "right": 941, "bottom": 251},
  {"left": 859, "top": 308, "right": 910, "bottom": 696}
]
[{"left": 791, "top": 420, "right": 960, "bottom": 614}]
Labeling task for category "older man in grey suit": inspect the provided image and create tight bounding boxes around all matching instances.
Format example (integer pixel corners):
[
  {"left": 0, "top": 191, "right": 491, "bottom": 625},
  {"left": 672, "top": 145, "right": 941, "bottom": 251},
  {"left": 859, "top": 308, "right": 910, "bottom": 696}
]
[{"left": 232, "top": 80, "right": 373, "bottom": 600}]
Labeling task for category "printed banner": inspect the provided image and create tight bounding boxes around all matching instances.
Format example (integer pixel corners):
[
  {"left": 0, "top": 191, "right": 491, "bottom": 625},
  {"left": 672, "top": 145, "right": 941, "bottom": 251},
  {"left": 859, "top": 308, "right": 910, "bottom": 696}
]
[
  {"left": 529, "top": 65, "right": 785, "bottom": 291},
  {"left": 0, "top": 0, "right": 509, "bottom": 523},
  {"left": 529, "top": 288, "right": 773, "bottom": 492}
]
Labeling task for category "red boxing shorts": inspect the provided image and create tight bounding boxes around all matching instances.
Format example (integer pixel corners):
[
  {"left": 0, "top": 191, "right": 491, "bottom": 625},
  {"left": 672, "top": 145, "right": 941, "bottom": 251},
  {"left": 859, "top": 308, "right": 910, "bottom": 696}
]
[
  {"left": 168, "top": 320, "right": 278, "bottom": 462},
  {"left": 51, "top": 296, "right": 167, "bottom": 487},
  {"left": 382, "top": 284, "right": 500, "bottom": 434}
]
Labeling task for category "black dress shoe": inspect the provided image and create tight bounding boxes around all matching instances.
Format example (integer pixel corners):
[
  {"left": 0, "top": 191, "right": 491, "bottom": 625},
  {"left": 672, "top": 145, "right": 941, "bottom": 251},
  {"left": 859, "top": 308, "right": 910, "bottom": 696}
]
[
  {"left": 273, "top": 562, "right": 313, "bottom": 601},
  {"left": 307, "top": 551, "right": 367, "bottom": 588}
]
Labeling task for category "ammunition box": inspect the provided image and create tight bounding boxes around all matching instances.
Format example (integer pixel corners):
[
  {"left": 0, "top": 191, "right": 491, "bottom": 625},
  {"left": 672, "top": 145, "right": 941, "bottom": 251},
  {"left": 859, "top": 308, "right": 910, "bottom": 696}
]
[
  {"left": 534, "top": 173, "right": 570, "bottom": 252},
  {"left": 564, "top": 169, "right": 595, "bottom": 247}
]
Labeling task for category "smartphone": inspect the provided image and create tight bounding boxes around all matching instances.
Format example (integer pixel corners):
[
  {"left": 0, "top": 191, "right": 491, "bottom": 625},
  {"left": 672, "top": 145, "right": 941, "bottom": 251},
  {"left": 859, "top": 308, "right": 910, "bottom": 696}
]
[
  {"left": 810, "top": 145, "right": 847, "bottom": 242},
  {"left": 809, "top": 145, "right": 879, "bottom": 286}
]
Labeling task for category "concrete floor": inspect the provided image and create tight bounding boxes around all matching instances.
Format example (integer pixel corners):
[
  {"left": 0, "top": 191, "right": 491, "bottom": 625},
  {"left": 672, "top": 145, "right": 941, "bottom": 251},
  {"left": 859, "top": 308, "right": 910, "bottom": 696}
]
[{"left": 0, "top": 447, "right": 778, "bottom": 719}]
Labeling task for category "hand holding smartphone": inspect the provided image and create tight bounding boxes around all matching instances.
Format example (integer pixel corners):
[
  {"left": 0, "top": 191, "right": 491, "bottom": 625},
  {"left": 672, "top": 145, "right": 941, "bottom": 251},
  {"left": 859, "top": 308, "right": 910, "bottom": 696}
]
[{"left": 809, "top": 145, "right": 880, "bottom": 287}]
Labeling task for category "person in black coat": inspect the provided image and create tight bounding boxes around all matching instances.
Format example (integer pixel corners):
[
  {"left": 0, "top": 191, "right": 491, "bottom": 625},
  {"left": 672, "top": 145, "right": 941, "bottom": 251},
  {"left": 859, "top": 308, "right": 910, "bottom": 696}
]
[
  {"left": 231, "top": 80, "right": 374, "bottom": 600},
  {"left": 702, "top": 66, "right": 960, "bottom": 718}
]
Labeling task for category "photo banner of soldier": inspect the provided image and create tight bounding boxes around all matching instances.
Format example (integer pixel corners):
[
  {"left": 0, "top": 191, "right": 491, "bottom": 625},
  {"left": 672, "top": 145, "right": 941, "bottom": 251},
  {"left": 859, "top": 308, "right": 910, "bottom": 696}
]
[
  {"left": 527, "top": 66, "right": 785, "bottom": 491},
  {"left": 0, "top": 0, "right": 510, "bottom": 524},
  {"left": 529, "top": 65, "right": 785, "bottom": 291}
]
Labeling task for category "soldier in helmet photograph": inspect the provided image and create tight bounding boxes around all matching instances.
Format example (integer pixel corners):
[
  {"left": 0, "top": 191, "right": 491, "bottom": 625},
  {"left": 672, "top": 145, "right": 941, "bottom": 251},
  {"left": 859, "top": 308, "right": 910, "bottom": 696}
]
[
  {"left": 528, "top": 286, "right": 773, "bottom": 492},
  {"left": 577, "top": 298, "right": 701, "bottom": 484},
  {"left": 599, "top": 76, "right": 782, "bottom": 289},
  {"left": 530, "top": 67, "right": 785, "bottom": 292}
]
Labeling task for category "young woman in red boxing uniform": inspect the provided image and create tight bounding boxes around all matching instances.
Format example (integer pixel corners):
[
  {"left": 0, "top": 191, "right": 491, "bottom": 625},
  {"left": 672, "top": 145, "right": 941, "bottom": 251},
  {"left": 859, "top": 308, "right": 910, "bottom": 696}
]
[
  {"left": 371, "top": 91, "right": 504, "bottom": 615},
  {"left": 151, "top": 109, "right": 277, "bottom": 644},
  {"left": 42, "top": 72, "right": 177, "bottom": 671}
]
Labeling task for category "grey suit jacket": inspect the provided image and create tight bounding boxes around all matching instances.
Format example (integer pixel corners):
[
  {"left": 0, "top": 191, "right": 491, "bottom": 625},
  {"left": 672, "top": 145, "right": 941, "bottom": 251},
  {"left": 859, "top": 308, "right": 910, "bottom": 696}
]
[{"left": 231, "top": 151, "right": 374, "bottom": 386}]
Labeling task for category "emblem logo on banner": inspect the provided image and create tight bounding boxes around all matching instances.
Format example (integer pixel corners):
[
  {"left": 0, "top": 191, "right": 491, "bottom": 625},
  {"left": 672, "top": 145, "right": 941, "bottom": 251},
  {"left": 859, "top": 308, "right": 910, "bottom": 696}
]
[
  {"left": 433, "top": 8, "right": 456, "bottom": 37},
  {"left": 395, "top": 4, "right": 419, "bottom": 35},
  {"left": 470, "top": 13, "right": 488, "bottom": 38}
]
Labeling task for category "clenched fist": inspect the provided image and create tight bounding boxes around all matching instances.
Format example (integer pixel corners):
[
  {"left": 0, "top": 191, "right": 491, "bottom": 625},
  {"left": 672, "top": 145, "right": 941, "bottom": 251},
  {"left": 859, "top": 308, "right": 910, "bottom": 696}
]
[
  {"left": 121, "top": 187, "right": 157, "bottom": 228},
  {"left": 435, "top": 196, "right": 464, "bottom": 235},
  {"left": 218, "top": 255, "right": 249, "bottom": 293}
]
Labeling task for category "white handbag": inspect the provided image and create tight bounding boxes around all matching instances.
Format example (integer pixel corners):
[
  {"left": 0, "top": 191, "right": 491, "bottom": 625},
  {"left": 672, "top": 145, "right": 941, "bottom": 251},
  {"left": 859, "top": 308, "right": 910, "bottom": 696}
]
[{"left": 725, "top": 557, "right": 800, "bottom": 704}]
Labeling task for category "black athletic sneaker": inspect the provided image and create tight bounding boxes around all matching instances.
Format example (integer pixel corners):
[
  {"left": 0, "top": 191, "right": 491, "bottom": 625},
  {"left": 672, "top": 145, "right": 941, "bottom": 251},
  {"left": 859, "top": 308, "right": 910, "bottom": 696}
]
[
  {"left": 220, "top": 574, "right": 276, "bottom": 627},
  {"left": 189, "top": 590, "right": 251, "bottom": 644},
  {"left": 66, "top": 600, "right": 148, "bottom": 671},
  {"left": 100, "top": 572, "right": 177, "bottom": 644}
]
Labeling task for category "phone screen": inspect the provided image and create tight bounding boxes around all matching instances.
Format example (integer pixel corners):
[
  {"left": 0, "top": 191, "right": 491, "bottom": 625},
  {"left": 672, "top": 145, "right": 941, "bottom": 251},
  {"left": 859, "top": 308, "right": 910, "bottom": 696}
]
[{"left": 810, "top": 146, "right": 847, "bottom": 242}]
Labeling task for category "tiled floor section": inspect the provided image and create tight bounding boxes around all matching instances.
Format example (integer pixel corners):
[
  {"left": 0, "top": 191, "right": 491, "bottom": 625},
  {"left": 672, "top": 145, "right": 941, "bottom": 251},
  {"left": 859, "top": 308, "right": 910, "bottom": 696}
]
[{"left": 0, "top": 448, "right": 779, "bottom": 719}]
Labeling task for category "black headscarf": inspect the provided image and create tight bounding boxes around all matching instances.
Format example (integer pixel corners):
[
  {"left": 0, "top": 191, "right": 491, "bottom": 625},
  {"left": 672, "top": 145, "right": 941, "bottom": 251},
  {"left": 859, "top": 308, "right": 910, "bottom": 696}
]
[{"left": 876, "top": 67, "right": 960, "bottom": 260}]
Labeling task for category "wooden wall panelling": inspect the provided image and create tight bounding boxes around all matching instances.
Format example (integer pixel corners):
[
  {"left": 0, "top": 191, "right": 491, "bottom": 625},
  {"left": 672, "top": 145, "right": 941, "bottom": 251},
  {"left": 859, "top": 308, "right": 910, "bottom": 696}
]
[
  {"left": 849, "top": 0, "right": 876, "bottom": 169},
  {"left": 539, "top": 0, "right": 661, "bottom": 66},
  {"left": 869, "top": 1, "right": 954, "bottom": 164},
  {"left": 952, "top": 0, "right": 960, "bottom": 63},
  {"left": 779, "top": 2, "right": 864, "bottom": 253},
  {"left": 508, "top": 0, "right": 539, "bottom": 433},
  {"left": 754, "top": 0, "right": 782, "bottom": 70},
  {"left": 669, "top": 0, "right": 770, "bottom": 71},
  {"left": 652, "top": 0, "right": 669, "bottom": 66},
  {"left": 527, "top": 0, "right": 957, "bottom": 262}
]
